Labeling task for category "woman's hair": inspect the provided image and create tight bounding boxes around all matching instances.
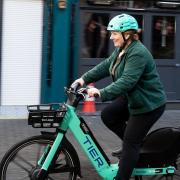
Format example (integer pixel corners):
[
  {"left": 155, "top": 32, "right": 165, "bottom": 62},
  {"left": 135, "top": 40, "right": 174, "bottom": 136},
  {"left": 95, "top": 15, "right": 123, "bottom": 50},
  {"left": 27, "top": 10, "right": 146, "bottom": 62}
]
[{"left": 125, "top": 29, "right": 140, "bottom": 41}]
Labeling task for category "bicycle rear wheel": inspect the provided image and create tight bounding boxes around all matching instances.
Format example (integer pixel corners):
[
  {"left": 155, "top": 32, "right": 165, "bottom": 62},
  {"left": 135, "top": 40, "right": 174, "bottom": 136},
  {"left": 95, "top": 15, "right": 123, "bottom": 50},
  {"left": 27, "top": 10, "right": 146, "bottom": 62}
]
[
  {"left": 173, "top": 154, "right": 180, "bottom": 179},
  {"left": 0, "top": 134, "right": 80, "bottom": 180}
]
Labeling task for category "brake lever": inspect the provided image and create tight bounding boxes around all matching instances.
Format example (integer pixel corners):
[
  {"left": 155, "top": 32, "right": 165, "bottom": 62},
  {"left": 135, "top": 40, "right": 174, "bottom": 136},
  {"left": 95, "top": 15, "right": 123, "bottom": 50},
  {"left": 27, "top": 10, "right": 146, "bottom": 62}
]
[
  {"left": 77, "top": 88, "right": 87, "bottom": 94},
  {"left": 77, "top": 88, "right": 87, "bottom": 100},
  {"left": 64, "top": 87, "right": 77, "bottom": 96},
  {"left": 70, "top": 82, "right": 80, "bottom": 91},
  {"left": 78, "top": 88, "right": 99, "bottom": 99}
]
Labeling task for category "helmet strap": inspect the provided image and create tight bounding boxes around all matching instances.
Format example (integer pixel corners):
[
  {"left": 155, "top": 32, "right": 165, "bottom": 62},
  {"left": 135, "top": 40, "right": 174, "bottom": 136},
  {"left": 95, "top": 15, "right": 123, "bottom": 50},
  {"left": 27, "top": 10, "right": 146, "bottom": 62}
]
[
  {"left": 121, "top": 32, "right": 129, "bottom": 49},
  {"left": 121, "top": 31, "right": 135, "bottom": 49}
]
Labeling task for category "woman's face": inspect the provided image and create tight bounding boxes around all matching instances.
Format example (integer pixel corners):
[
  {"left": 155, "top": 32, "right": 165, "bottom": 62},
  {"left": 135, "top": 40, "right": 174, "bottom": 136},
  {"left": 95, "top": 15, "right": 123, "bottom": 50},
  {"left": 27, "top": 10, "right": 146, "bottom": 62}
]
[{"left": 110, "top": 31, "right": 124, "bottom": 48}]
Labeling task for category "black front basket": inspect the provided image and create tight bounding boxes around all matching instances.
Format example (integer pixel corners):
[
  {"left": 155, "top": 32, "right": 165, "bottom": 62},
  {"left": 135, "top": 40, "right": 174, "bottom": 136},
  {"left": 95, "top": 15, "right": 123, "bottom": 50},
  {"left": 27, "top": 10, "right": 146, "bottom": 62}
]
[{"left": 27, "top": 104, "right": 67, "bottom": 128}]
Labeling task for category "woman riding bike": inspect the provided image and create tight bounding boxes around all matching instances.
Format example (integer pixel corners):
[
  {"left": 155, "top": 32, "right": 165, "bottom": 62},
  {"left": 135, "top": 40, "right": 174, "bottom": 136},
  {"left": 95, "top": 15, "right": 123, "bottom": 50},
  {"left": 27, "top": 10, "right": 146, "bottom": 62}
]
[{"left": 73, "top": 13, "right": 166, "bottom": 180}]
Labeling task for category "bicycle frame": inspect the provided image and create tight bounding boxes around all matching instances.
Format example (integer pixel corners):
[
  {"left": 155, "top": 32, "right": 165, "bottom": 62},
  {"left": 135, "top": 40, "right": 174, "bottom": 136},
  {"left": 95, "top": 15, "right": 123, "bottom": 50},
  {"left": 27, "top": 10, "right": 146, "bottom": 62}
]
[{"left": 37, "top": 104, "right": 176, "bottom": 180}]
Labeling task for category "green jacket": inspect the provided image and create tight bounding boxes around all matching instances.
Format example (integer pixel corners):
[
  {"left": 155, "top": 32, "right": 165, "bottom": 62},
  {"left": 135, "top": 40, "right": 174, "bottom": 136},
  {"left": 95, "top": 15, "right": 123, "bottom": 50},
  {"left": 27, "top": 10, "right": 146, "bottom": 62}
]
[{"left": 82, "top": 40, "right": 166, "bottom": 115}]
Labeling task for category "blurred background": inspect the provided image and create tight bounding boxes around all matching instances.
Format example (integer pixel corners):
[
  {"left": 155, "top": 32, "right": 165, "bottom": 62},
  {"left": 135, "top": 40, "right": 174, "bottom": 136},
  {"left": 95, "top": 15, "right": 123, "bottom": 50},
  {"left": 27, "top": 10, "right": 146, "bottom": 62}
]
[{"left": 0, "top": 0, "right": 180, "bottom": 109}]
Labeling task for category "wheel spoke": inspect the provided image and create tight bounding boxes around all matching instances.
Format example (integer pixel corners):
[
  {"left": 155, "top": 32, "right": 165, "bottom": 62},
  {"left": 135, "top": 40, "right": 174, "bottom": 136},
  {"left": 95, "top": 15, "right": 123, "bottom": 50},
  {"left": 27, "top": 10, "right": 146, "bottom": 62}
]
[
  {"left": 13, "top": 159, "right": 32, "bottom": 174},
  {"left": 15, "top": 154, "right": 34, "bottom": 168},
  {"left": 0, "top": 136, "right": 77, "bottom": 180},
  {"left": 36, "top": 144, "right": 43, "bottom": 163},
  {"left": 18, "top": 174, "right": 30, "bottom": 180}
]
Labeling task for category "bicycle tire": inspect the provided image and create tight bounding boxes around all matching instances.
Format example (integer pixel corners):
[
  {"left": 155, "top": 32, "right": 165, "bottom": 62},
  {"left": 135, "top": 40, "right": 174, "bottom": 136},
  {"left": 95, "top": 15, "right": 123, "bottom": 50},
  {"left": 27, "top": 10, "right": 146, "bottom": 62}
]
[
  {"left": 0, "top": 134, "right": 81, "bottom": 180},
  {"left": 173, "top": 154, "right": 180, "bottom": 179}
]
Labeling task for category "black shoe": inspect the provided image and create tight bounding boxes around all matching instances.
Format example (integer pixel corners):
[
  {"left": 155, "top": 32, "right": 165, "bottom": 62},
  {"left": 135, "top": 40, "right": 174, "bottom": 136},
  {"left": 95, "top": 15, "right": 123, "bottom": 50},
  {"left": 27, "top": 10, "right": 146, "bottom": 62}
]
[{"left": 112, "top": 148, "right": 122, "bottom": 158}]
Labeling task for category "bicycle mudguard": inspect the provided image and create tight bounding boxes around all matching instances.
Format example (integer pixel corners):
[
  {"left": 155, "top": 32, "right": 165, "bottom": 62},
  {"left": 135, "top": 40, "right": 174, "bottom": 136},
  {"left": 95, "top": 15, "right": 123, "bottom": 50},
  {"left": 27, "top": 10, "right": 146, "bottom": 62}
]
[{"left": 137, "top": 127, "right": 180, "bottom": 167}]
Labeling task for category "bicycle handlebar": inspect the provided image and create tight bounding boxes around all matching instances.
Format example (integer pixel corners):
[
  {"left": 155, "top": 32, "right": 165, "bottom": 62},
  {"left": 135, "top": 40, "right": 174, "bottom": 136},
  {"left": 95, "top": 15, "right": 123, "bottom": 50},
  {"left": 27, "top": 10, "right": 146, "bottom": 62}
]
[
  {"left": 65, "top": 85, "right": 99, "bottom": 108},
  {"left": 70, "top": 82, "right": 81, "bottom": 92}
]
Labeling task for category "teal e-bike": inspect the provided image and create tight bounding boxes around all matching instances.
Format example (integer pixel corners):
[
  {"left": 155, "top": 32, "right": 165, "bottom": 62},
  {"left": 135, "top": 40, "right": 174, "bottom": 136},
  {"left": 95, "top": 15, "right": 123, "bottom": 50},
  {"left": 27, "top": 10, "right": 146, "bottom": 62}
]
[{"left": 0, "top": 83, "right": 180, "bottom": 180}]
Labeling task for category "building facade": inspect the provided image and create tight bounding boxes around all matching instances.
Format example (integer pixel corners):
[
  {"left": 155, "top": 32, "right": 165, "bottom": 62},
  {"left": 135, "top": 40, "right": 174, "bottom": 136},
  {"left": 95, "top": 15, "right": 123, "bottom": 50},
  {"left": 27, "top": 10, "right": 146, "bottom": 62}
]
[{"left": 0, "top": 0, "right": 180, "bottom": 105}]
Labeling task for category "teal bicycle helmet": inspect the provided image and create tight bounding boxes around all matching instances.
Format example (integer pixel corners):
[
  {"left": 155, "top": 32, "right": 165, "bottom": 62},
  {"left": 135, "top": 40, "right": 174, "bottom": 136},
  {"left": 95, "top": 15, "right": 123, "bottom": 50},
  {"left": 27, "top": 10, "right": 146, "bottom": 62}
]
[{"left": 107, "top": 14, "right": 138, "bottom": 32}]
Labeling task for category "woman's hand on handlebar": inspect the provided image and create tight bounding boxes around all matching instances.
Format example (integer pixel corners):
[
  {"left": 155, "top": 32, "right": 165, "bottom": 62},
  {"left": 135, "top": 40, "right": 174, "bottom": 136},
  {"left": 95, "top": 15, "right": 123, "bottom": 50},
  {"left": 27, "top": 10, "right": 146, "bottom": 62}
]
[
  {"left": 72, "top": 78, "right": 85, "bottom": 87},
  {"left": 87, "top": 87, "right": 100, "bottom": 98},
  {"left": 71, "top": 79, "right": 100, "bottom": 98}
]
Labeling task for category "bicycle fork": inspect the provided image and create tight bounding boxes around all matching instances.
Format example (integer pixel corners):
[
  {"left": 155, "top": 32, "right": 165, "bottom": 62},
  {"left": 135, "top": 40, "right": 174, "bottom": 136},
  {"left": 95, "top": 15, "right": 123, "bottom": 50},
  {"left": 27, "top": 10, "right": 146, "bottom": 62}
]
[{"left": 35, "top": 132, "right": 64, "bottom": 180}]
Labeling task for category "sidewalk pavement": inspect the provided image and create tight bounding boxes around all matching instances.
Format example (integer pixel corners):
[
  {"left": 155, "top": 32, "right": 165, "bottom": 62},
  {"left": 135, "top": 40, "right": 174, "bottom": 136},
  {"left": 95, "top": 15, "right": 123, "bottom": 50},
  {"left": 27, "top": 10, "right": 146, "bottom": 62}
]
[{"left": 0, "top": 106, "right": 28, "bottom": 119}]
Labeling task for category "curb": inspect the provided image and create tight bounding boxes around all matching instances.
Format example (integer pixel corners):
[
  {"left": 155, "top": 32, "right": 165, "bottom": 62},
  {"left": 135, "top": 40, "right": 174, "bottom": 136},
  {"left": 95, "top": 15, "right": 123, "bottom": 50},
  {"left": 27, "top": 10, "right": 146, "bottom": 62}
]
[
  {"left": 0, "top": 106, "right": 28, "bottom": 120},
  {"left": 0, "top": 106, "right": 101, "bottom": 120}
]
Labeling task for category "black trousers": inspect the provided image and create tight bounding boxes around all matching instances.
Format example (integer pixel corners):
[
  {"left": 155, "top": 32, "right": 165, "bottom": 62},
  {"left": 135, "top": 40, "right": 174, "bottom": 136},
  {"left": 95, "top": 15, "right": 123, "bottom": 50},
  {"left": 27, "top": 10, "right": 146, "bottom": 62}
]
[{"left": 101, "top": 97, "right": 165, "bottom": 180}]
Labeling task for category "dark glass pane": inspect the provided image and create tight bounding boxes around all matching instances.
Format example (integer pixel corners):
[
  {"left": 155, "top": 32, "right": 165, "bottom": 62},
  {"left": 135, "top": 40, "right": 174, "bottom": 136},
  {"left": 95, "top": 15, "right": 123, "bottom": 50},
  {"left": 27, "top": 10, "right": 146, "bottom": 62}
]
[
  {"left": 114, "top": 0, "right": 154, "bottom": 9},
  {"left": 81, "top": 12, "right": 110, "bottom": 58},
  {"left": 152, "top": 16, "right": 175, "bottom": 59},
  {"left": 81, "top": 0, "right": 155, "bottom": 9}
]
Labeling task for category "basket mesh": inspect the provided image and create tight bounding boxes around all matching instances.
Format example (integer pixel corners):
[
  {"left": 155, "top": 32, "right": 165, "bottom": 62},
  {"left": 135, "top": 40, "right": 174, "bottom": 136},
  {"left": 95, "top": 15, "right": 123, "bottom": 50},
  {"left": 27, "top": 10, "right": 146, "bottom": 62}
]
[{"left": 27, "top": 104, "right": 66, "bottom": 128}]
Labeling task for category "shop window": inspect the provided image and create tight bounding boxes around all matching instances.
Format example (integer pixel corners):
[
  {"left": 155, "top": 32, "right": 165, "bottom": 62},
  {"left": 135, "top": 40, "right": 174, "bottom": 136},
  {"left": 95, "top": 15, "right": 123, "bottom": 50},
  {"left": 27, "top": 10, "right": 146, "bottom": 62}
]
[
  {"left": 81, "top": 12, "right": 110, "bottom": 58},
  {"left": 81, "top": 0, "right": 155, "bottom": 8},
  {"left": 152, "top": 16, "right": 175, "bottom": 59},
  {"left": 113, "top": 0, "right": 154, "bottom": 9}
]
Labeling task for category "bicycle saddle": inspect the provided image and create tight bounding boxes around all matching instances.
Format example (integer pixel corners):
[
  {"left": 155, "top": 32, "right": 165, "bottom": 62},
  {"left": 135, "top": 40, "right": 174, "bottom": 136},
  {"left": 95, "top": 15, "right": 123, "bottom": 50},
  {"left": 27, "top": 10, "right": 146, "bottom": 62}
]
[{"left": 137, "top": 127, "right": 180, "bottom": 167}]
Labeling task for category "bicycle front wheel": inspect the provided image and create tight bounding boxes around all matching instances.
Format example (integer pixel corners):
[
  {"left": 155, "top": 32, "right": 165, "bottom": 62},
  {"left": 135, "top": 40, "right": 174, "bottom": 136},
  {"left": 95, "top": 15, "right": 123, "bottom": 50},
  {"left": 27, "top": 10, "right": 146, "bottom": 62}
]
[{"left": 0, "top": 135, "right": 80, "bottom": 180}]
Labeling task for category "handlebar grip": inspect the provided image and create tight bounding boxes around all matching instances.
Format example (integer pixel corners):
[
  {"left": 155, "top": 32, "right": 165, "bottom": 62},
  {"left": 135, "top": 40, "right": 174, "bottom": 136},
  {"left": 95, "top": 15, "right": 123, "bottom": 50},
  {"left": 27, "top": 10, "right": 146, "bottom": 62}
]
[{"left": 71, "top": 82, "right": 80, "bottom": 91}]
